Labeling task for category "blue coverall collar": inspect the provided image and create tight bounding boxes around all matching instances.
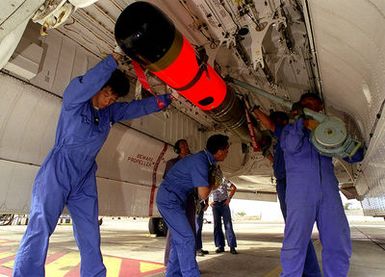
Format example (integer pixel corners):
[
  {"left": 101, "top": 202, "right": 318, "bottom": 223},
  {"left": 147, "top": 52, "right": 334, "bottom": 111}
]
[{"left": 203, "top": 149, "right": 216, "bottom": 166}]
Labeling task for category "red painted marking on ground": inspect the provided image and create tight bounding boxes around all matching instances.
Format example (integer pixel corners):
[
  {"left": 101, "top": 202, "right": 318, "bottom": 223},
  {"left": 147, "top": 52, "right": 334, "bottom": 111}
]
[
  {"left": 119, "top": 258, "right": 142, "bottom": 276},
  {"left": 0, "top": 246, "right": 165, "bottom": 277},
  {"left": 0, "top": 266, "right": 12, "bottom": 276},
  {"left": 119, "top": 257, "right": 164, "bottom": 277},
  {"left": 45, "top": 251, "right": 68, "bottom": 264},
  {"left": 0, "top": 255, "right": 15, "bottom": 264},
  {"left": 0, "top": 239, "right": 17, "bottom": 276}
]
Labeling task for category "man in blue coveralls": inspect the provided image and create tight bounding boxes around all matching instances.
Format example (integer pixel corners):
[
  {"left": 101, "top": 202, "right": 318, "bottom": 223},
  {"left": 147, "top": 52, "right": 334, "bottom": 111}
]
[
  {"left": 279, "top": 93, "right": 363, "bottom": 277},
  {"left": 252, "top": 107, "right": 321, "bottom": 276},
  {"left": 13, "top": 52, "right": 171, "bottom": 277},
  {"left": 156, "top": 134, "right": 230, "bottom": 277},
  {"left": 163, "top": 139, "right": 195, "bottom": 265}
]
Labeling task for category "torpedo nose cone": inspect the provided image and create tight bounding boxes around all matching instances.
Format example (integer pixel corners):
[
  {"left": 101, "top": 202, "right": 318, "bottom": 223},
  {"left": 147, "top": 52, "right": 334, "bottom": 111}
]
[{"left": 115, "top": 1, "right": 176, "bottom": 66}]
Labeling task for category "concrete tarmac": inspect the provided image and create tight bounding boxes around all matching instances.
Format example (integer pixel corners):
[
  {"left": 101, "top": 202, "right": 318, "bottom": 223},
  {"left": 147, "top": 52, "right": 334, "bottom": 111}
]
[{"left": 0, "top": 218, "right": 384, "bottom": 276}]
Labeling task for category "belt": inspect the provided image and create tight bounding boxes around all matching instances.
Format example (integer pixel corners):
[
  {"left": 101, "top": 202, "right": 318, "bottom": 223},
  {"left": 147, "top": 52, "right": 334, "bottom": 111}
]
[{"left": 214, "top": 199, "right": 227, "bottom": 203}]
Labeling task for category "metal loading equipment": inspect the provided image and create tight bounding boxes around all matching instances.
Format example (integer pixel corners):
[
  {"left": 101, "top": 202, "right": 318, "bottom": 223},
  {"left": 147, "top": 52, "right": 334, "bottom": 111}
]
[{"left": 229, "top": 78, "right": 362, "bottom": 159}]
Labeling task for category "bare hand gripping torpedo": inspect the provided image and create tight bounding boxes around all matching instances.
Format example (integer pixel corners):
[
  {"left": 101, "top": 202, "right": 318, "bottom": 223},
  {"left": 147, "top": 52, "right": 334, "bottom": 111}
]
[{"left": 114, "top": 1, "right": 252, "bottom": 142}]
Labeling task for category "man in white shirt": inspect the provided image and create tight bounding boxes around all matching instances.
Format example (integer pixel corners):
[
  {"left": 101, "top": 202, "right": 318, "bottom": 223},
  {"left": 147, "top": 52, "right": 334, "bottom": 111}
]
[{"left": 211, "top": 178, "right": 238, "bottom": 254}]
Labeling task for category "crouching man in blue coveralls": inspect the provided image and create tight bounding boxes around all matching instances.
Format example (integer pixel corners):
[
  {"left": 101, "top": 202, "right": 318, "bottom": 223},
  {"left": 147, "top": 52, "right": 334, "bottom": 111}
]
[
  {"left": 13, "top": 53, "right": 171, "bottom": 277},
  {"left": 252, "top": 108, "right": 321, "bottom": 276},
  {"left": 280, "top": 93, "right": 364, "bottom": 277},
  {"left": 156, "top": 134, "right": 230, "bottom": 277}
]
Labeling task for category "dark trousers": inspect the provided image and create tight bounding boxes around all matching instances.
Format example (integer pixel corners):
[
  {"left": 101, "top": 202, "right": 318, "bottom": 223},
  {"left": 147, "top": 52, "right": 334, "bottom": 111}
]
[
  {"left": 212, "top": 200, "right": 237, "bottom": 248},
  {"left": 276, "top": 178, "right": 287, "bottom": 219},
  {"left": 195, "top": 209, "right": 204, "bottom": 250}
]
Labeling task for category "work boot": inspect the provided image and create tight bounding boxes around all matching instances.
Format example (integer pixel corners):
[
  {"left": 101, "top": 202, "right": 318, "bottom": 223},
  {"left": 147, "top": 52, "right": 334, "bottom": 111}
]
[
  {"left": 196, "top": 249, "right": 206, "bottom": 256},
  {"left": 215, "top": 247, "right": 225, "bottom": 253},
  {"left": 201, "top": 249, "right": 209, "bottom": 255},
  {"left": 230, "top": 247, "right": 238, "bottom": 254}
]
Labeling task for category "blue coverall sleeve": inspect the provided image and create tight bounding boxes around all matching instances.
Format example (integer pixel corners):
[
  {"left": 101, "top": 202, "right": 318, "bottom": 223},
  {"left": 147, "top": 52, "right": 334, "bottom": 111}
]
[
  {"left": 273, "top": 125, "right": 283, "bottom": 140},
  {"left": 63, "top": 55, "right": 117, "bottom": 108},
  {"left": 191, "top": 157, "right": 209, "bottom": 187},
  {"left": 280, "top": 118, "right": 306, "bottom": 154},
  {"left": 109, "top": 94, "right": 170, "bottom": 123}
]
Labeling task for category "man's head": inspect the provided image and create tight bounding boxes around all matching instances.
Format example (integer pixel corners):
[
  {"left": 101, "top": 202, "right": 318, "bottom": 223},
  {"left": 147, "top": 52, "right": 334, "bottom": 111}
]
[
  {"left": 270, "top": 111, "right": 289, "bottom": 127},
  {"left": 206, "top": 134, "right": 230, "bottom": 162},
  {"left": 174, "top": 139, "right": 190, "bottom": 157},
  {"left": 299, "top": 93, "right": 323, "bottom": 112},
  {"left": 92, "top": 69, "right": 130, "bottom": 109}
]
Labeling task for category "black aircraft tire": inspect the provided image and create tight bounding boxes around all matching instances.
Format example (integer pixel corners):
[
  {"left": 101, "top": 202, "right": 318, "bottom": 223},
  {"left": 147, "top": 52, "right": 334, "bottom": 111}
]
[
  {"left": 157, "top": 217, "right": 168, "bottom": 237},
  {"left": 149, "top": 217, "right": 168, "bottom": 237}
]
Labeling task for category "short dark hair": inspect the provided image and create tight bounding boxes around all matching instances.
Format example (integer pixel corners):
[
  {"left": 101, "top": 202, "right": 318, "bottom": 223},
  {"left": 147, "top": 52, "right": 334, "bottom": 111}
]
[
  {"left": 206, "top": 134, "right": 229, "bottom": 155},
  {"left": 300, "top": 93, "right": 322, "bottom": 103},
  {"left": 174, "top": 139, "right": 187, "bottom": 154},
  {"left": 269, "top": 111, "right": 289, "bottom": 123},
  {"left": 103, "top": 69, "right": 130, "bottom": 97}
]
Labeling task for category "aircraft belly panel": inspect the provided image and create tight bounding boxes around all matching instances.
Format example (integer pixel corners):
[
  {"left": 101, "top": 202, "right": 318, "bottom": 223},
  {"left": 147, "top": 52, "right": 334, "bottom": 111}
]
[
  {"left": 355, "top": 113, "right": 385, "bottom": 216},
  {"left": 0, "top": 73, "right": 58, "bottom": 164},
  {"left": 97, "top": 178, "right": 160, "bottom": 217},
  {"left": 0, "top": 160, "right": 38, "bottom": 214},
  {"left": 308, "top": 0, "right": 385, "bottom": 216}
]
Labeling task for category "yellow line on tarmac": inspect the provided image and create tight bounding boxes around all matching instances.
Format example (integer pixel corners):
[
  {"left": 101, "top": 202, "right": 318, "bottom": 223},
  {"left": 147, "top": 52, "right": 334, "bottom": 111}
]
[
  {"left": 0, "top": 252, "right": 14, "bottom": 260},
  {"left": 0, "top": 250, "right": 61, "bottom": 269},
  {"left": 45, "top": 252, "right": 80, "bottom": 277},
  {"left": 2, "top": 259, "right": 14, "bottom": 269},
  {"left": 0, "top": 241, "right": 17, "bottom": 247},
  {"left": 104, "top": 256, "right": 122, "bottom": 277},
  {"left": 140, "top": 261, "right": 164, "bottom": 273}
]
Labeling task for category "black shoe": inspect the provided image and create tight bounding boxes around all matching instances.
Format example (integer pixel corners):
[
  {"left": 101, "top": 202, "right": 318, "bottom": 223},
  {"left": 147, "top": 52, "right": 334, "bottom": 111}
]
[
  {"left": 230, "top": 247, "right": 238, "bottom": 254},
  {"left": 201, "top": 249, "right": 209, "bottom": 255},
  {"left": 215, "top": 247, "right": 225, "bottom": 253},
  {"left": 196, "top": 249, "right": 205, "bottom": 256}
]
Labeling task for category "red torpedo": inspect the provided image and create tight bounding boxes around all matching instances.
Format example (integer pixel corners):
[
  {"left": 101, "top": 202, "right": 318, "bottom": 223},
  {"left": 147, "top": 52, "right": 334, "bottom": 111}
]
[{"left": 115, "top": 1, "right": 226, "bottom": 111}]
